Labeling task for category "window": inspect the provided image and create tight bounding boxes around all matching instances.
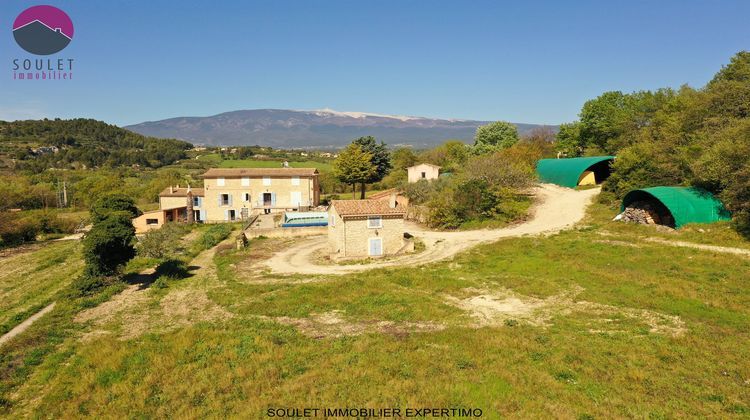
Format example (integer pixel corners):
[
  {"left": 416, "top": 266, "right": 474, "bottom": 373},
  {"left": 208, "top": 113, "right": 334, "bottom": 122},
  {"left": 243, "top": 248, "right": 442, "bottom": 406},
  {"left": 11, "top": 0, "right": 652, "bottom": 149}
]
[
  {"left": 291, "top": 176, "right": 300, "bottom": 186},
  {"left": 263, "top": 176, "right": 271, "bottom": 186},
  {"left": 146, "top": 218, "right": 159, "bottom": 225},
  {"left": 220, "top": 194, "right": 230, "bottom": 206},
  {"left": 242, "top": 192, "right": 250, "bottom": 202},
  {"left": 367, "top": 216, "right": 382, "bottom": 228},
  {"left": 241, "top": 177, "right": 250, "bottom": 186},
  {"left": 193, "top": 197, "right": 200, "bottom": 207},
  {"left": 217, "top": 177, "right": 225, "bottom": 186},
  {"left": 421, "top": 172, "right": 426, "bottom": 178}
]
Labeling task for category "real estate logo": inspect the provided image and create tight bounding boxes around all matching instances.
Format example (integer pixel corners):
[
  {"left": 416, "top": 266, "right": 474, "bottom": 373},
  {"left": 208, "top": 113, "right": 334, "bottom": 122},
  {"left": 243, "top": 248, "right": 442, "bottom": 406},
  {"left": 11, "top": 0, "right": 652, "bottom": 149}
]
[
  {"left": 11, "top": 5, "right": 75, "bottom": 80},
  {"left": 13, "top": 5, "right": 73, "bottom": 55}
]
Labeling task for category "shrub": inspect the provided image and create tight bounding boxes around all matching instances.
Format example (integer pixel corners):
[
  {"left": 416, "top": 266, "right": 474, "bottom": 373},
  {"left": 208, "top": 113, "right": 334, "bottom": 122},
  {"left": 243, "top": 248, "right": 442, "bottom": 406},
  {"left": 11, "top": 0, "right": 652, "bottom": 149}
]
[
  {"left": 154, "top": 259, "right": 190, "bottom": 279},
  {"left": 151, "top": 276, "right": 170, "bottom": 289},
  {"left": 199, "top": 224, "right": 233, "bottom": 250},
  {"left": 0, "top": 215, "right": 39, "bottom": 247},
  {"left": 82, "top": 211, "right": 136, "bottom": 276},
  {"left": 136, "top": 223, "right": 189, "bottom": 258},
  {"left": 71, "top": 274, "right": 110, "bottom": 297},
  {"left": 90, "top": 193, "right": 141, "bottom": 223}
]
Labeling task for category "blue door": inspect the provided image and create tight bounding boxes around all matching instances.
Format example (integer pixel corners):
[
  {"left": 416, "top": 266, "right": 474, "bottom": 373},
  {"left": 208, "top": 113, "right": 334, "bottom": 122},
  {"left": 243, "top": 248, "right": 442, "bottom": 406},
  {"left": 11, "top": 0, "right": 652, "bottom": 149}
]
[{"left": 369, "top": 238, "right": 383, "bottom": 256}]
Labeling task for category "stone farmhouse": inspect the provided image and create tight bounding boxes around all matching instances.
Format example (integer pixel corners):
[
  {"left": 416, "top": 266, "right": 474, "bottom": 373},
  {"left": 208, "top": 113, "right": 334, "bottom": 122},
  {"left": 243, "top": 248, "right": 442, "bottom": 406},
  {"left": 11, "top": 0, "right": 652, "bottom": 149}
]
[
  {"left": 328, "top": 194, "right": 411, "bottom": 259},
  {"left": 132, "top": 167, "right": 320, "bottom": 233},
  {"left": 201, "top": 168, "right": 320, "bottom": 220}
]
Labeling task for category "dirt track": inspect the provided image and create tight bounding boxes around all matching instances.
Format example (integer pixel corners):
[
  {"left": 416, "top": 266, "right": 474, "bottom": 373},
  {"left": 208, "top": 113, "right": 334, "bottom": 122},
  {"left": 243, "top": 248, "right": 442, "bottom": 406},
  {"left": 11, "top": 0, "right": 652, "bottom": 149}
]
[{"left": 265, "top": 184, "right": 600, "bottom": 275}]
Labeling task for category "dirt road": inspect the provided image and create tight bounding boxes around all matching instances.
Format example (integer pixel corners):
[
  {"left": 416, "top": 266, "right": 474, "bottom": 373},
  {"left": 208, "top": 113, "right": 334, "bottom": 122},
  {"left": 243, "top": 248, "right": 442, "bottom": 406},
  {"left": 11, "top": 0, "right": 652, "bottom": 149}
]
[{"left": 265, "top": 184, "right": 600, "bottom": 275}]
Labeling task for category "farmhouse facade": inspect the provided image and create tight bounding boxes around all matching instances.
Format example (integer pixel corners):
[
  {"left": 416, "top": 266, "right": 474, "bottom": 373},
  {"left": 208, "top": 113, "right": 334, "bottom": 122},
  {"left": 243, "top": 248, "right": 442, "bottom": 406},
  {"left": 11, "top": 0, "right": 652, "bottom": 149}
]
[
  {"left": 132, "top": 167, "right": 320, "bottom": 233},
  {"left": 407, "top": 163, "right": 440, "bottom": 183},
  {"left": 200, "top": 168, "right": 320, "bottom": 221},
  {"left": 328, "top": 195, "right": 409, "bottom": 259}
]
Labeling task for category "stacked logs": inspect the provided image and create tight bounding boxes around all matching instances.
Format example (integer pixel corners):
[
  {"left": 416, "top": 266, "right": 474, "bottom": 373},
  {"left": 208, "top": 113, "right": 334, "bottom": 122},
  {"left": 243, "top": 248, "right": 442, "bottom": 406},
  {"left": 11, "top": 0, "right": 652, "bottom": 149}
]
[{"left": 618, "top": 201, "right": 664, "bottom": 225}]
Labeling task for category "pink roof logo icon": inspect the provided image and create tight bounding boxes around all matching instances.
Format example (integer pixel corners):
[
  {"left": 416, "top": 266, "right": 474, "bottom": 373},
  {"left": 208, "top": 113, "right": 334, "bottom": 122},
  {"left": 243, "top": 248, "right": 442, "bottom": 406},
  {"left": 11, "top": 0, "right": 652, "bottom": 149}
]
[{"left": 13, "top": 5, "right": 74, "bottom": 55}]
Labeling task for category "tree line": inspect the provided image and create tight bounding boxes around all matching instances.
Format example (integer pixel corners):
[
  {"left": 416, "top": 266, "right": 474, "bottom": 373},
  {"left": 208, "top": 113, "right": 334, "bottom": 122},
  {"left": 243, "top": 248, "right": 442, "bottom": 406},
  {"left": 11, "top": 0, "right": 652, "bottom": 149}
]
[
  {"left": 0, "top": 118, "right": 192, "bottom": 170},
  {"left": 554, "top": 51, "right": 750, "bottom": 236}
]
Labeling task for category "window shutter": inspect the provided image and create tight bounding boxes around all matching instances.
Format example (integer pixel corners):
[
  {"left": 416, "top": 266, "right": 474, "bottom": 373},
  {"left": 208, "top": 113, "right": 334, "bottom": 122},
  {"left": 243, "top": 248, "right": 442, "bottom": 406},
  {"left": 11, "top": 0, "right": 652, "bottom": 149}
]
[
  {"left": 197, "top": 197, "right": 203, "bottom": 207},
  {"left": 224, "top": 210, "right": 229, "bottom": 221},
  {"left": 228, "top": 194, "right": 233, "bottom": 206},
  {"left": 258, "top": 193, "right": 263, "bottom": 207},
  {"left": 200, "top": 209, "right": 206, "bottom": 221},
  {"left": 217, "top": 194, "right": 222, "bottom": 206},
  {"left": 271, "top": 193, "right": 276, "bottom": 206}
]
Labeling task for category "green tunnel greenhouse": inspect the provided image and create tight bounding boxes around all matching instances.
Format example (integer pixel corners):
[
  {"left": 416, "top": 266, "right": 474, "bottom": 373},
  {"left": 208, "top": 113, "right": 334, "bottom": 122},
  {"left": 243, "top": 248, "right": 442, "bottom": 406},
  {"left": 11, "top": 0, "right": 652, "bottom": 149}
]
[
  {"left": 536, "top": 156, "right": 615, "bottom": 188},
  {"left": 621, "top": 186, "right": 731, "bottom": 229}
]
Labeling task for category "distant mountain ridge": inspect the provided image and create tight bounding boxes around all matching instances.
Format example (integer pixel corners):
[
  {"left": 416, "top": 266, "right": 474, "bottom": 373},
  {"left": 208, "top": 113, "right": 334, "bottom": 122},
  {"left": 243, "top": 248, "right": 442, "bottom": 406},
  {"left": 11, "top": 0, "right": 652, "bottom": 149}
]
[{"left": 124, "top": 109, "right": 556, "bottom": 149}]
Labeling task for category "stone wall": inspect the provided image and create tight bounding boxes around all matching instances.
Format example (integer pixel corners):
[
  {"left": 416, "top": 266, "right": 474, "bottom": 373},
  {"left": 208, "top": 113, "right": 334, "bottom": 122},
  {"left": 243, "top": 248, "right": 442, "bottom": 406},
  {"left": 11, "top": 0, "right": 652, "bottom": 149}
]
[{"left": 335, "top": 215, "right": 406, "bottom": 258}]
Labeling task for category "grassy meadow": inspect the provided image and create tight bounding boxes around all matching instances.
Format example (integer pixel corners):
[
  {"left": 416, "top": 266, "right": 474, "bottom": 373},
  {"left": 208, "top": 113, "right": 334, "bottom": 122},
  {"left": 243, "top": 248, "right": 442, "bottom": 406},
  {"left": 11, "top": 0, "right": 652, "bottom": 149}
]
[
  {"left": 1, "top": 203, "right": 749, "bottom": 418},
  {"left": 0, "top": 241, "right": 83, "bottom": 335}
]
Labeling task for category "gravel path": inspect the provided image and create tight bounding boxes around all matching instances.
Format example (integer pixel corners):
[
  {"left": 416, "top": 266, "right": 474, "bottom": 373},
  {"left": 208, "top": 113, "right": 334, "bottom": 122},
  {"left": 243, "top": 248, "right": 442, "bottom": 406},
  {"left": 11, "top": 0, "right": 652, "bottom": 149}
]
[{"left": 265, "top": 184, "right": 600, "bottom": 275}]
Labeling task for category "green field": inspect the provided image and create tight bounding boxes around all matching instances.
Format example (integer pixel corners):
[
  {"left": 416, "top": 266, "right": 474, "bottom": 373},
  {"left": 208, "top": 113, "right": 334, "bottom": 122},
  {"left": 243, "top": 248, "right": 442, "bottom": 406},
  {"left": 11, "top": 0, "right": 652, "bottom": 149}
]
[
  {"left": 1, "top": 204, "right": 749, "bottom": 417},
  {"left": 0, "top": 241, "right": 83, "bottom": 335}
]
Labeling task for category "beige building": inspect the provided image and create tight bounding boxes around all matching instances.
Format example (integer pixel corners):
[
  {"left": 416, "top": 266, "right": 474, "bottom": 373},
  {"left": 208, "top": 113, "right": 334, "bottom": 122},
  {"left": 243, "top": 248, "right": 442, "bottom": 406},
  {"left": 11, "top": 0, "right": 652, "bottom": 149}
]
[
  {"left": 328, "top": 195, "right": 409, "bottom": 259},
  {"left": 132, "top": 186, "right": 205, "bottom": 234},
  {"left": 201, "top": 167, "right": 320, "bottom": 222},
  {"left": 407, "top": 163, "right": 440, "bottom": 183}
]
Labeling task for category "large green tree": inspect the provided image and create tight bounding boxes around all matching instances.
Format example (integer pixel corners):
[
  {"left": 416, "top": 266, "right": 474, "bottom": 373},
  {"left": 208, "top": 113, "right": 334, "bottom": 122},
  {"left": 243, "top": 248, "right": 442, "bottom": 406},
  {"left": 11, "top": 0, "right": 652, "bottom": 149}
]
[
  {"left": 353, "top": 136, "right": 392, "bottom": 198},
  {"left": 333, "top": 144, "right": 377, "bottom": 198},
  {"left": 472, "top": 121, "right": 519, "bottom": 154},
  {"left": 555, "top": 122, "right": 584, "bottom": 157}
]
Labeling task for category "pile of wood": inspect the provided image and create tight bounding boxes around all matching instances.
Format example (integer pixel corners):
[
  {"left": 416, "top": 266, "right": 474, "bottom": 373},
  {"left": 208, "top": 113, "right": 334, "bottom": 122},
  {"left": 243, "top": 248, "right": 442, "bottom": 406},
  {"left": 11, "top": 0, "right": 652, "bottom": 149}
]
[{"left": 617, "top": 201, "right": 667, "bottom": 225}]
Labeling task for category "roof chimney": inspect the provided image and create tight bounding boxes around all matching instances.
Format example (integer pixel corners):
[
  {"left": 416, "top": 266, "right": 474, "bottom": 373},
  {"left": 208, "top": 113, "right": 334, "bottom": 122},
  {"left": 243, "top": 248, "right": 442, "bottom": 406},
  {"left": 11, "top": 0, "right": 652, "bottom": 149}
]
[{"left": 389, "top": 192, "right": 397, "bottom": 209}]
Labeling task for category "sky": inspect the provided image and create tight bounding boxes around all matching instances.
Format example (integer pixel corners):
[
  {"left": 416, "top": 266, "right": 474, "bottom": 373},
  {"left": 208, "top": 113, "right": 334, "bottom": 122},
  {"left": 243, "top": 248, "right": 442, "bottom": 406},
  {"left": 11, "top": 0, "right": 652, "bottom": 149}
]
[{"left": 1, "top": 0, "right": 748, "bottom": 126}]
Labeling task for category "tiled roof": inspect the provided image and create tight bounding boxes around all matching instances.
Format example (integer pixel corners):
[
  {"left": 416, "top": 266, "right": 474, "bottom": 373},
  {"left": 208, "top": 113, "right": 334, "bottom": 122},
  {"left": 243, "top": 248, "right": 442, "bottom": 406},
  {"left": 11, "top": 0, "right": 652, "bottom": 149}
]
[
  {"left": 202, "top": 168, "right": 319, "bottom": 178},
  {"left": 331, "top": 199, "right": 406, "bottom": 217},
  {"left": 159, "top": 187, "right": 205, "bottom": 197},
  {"left": 368, "top": 188, "right": 399, "bottom": 200}
]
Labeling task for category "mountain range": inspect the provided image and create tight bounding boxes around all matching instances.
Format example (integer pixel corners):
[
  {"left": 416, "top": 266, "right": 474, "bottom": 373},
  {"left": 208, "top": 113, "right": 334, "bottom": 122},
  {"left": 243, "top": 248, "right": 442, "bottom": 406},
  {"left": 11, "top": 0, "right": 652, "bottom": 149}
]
[{"left": 124, "top": 109, "right": 556, "bottom": 149}]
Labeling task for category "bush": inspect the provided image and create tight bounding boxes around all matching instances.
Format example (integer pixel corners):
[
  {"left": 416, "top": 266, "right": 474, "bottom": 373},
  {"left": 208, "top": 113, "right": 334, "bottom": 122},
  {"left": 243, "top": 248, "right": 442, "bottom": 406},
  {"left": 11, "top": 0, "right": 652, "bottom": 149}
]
[
  {"left": 70, "top": 274, "right": 110, "bottom": 297},
  {"left": 151, "top": 276, "right": 170, "bottom": 289},
  {"left": 90, "top": 193, "right": 141, "bottom": 223},
  {"left": 136, "top": 223, "right": 190, "bottom": 258},
  {"left": 154, "top": 259, "right": 190, "bottom": 279},
  {"left": 0, "top": 215, "right": 39, "bottom": 247},
  {"left": 199, "top": 224, "right": 233, "bottom": 250},
  {"left": 82, "top": 211, "right": 136, "bottom": 276}
]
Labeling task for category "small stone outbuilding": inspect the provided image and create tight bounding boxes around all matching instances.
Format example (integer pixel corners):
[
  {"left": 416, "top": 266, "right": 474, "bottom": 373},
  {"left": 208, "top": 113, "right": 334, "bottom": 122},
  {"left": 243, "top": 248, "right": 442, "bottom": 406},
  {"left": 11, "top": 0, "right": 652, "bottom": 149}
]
[
  {"left": 328, "top": 195, "right": 410, "bottom": 259},
  {"left": 407, "top": 163, "right": 440, "bottom": 183}
]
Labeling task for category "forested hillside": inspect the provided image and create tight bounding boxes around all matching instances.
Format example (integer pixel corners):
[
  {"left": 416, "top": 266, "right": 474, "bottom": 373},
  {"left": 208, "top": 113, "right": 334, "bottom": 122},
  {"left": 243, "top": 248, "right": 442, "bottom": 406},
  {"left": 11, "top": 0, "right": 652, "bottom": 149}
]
[
  {"left": 556, "top": 51, "right": 750, "bottom": 235},
  {"left": 0, "top": 118, "right": 192, "bottom": 171}
]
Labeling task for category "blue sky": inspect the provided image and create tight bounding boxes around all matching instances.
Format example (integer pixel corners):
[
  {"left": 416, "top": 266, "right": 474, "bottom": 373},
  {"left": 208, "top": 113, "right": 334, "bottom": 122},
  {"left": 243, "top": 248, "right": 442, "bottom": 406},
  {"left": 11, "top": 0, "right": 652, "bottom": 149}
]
[{"left": 1, "top": 0, "right": 748, "bottom": 126}]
